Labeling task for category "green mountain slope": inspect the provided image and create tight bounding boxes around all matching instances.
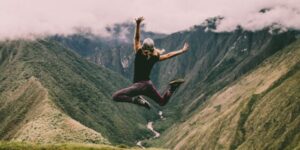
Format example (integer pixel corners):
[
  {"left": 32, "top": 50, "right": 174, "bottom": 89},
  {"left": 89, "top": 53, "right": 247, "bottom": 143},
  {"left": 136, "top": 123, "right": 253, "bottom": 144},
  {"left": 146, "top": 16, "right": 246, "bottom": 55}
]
[
  {"left": 0, "top": 40, "right": 154, "bottom": 145},
  {"left": 154, "top": 39, "right": 300, "bottom": 149},
  {"left": 154, "top": 28, "right": 297, "bottom": 109}
]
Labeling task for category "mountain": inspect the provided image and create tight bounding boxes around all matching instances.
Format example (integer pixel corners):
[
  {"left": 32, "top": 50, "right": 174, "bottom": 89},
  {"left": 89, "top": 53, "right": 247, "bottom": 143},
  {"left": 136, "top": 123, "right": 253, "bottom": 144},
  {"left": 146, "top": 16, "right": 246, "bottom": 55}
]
[
  {"left": 0, "top": 39, "right": 155, "bottom": 145},
  {"left": 144, "top": 24, "right": 300, "bottom": 149},
  {"left": 51, "top": 20, "right": 300, "bottom": 149},
  {"left": 153, "top": 37, "right": 300, "bottom": 150},
  {"left": 153, "top": 27, "right": 297, "bottom": 116}
]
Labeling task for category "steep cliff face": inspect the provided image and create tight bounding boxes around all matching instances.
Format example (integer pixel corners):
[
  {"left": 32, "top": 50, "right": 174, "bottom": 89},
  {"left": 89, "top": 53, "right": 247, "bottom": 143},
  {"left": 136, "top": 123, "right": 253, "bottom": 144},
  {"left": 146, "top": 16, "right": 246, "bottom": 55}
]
[
  {"left": 52, "top": 34, "right": 135, "bottom": 79},
  {"left": 52, "top": 22, "right": 166, "bottom": 80},
  {"left": 154, "top": 38, "right": 300, "bottom": 150},
  {"left": 0, "top": 40, "right": 154, "bottom": 145}
]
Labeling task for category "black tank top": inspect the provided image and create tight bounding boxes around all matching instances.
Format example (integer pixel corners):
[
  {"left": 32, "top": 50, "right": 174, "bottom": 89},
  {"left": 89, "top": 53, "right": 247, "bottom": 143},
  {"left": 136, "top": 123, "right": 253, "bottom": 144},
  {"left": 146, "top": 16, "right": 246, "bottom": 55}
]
[{"left": 133, "top": 50, "right": 159, "bottom": 83}]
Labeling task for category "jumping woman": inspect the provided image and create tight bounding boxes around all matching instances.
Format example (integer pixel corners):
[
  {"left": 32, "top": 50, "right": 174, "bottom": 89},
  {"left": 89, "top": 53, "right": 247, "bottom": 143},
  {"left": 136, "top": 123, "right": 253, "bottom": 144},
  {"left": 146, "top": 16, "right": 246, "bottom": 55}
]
[{"left": 112, "top": 17, "right": 189, "bottom": 109}]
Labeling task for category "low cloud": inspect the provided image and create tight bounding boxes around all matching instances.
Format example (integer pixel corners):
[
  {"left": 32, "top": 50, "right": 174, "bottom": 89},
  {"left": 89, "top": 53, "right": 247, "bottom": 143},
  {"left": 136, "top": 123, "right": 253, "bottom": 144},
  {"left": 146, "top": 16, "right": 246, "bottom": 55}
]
[
  {"left": 215, "top": 0, "right": 300, "bottom": 32},
  {"left": 0, "top": 0, "right": 299, "bottom": 39}
]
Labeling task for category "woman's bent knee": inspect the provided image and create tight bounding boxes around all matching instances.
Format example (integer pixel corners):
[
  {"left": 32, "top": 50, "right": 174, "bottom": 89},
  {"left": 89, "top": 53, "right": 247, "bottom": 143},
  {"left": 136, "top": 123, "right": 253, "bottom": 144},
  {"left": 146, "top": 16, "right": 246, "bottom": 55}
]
[{"left": 112, "top": 92, "right": 120, "bottom": 101}]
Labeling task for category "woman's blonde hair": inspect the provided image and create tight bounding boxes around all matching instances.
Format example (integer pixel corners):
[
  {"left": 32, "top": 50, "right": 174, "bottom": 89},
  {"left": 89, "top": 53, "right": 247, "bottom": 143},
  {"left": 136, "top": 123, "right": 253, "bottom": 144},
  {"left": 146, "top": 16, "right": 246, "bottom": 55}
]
[{"left": 142, "top": 38, "right": 155, "bottom": 52}]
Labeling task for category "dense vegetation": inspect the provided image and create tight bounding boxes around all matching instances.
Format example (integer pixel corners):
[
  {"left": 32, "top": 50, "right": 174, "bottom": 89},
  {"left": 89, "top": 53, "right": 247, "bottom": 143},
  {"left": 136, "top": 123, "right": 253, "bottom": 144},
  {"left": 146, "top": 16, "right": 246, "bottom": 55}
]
[{"left": 0, "top": 40, "right": 156, "bottom": 145}]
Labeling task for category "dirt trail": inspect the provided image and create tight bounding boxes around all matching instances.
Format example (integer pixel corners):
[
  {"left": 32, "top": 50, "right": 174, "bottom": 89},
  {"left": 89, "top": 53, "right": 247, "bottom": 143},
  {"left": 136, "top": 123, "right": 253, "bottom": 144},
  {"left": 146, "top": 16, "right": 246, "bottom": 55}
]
[{"left": 136, "top": 111, "right": 165, "bottom": 148}]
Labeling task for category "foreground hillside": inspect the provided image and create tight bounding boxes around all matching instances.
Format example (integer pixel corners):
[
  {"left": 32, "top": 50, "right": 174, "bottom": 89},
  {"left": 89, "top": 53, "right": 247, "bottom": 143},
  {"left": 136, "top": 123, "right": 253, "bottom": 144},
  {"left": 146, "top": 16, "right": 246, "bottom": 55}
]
[
  {"left": 0, "top": 40, "right": 154, "bottom": 145},
  {"left": 0, "top": 141, "right": 164, "bottom": 150},
  {"left": 154, "top": 38, "right": 300, "bottom": 149}
]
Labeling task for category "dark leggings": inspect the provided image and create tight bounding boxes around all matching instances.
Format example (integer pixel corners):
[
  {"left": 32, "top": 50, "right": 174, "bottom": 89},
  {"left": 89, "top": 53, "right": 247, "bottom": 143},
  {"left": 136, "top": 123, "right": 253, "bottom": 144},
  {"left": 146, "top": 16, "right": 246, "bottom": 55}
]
[{"left": 112, "top": 80, "right": 172, "bottom": 106}]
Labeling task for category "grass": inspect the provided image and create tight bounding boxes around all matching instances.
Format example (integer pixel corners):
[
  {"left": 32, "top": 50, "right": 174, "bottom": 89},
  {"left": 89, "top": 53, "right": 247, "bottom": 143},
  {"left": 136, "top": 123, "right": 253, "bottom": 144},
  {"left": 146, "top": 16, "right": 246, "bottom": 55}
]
[
  {"left": 0, "top": 141, "right": 118, "bottom": 150},
  {"left": 0, "top": 141, "right": 165, "bottom": 150},
  {"left": 0, "top": 142, "right": 121, "bottom": 150}
]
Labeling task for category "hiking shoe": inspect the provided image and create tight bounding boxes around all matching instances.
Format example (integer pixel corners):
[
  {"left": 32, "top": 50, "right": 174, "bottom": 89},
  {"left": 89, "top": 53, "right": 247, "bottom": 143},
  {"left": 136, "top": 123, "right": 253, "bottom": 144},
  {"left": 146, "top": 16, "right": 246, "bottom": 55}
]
[
  {"left": 132, "top": 96, "right": 151, "bottom": 109},
  {"left": 169, "top": 78, "right": 185, "bottom": 92}
]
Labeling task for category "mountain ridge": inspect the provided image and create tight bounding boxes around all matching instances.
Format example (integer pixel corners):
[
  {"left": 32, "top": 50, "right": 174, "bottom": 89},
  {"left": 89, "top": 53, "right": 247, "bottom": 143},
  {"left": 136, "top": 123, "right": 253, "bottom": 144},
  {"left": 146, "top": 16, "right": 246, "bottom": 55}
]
[
  {"left": 2, "top": 76, "right": 109, "bottom": 144},
  {"left": 0, "top": 39, "right": 155, "bottom": 145}
]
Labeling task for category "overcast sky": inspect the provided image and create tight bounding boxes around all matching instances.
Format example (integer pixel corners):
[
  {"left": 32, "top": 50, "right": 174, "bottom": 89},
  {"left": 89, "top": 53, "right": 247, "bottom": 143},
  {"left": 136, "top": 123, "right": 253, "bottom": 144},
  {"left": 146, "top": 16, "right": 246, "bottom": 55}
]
[{"left": 0, "top": 0, "right": 299, "bottom": 39}]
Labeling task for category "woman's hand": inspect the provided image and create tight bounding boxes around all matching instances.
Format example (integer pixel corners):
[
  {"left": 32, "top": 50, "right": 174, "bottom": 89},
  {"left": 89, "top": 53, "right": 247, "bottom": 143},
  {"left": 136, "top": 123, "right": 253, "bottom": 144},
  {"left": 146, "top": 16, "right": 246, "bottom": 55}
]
[
  {"left": 135, "top": 17, "right": 144, "bottom": 25},
  {"left": 181, "top": 42, "right": 189, "bottom": 52}
]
